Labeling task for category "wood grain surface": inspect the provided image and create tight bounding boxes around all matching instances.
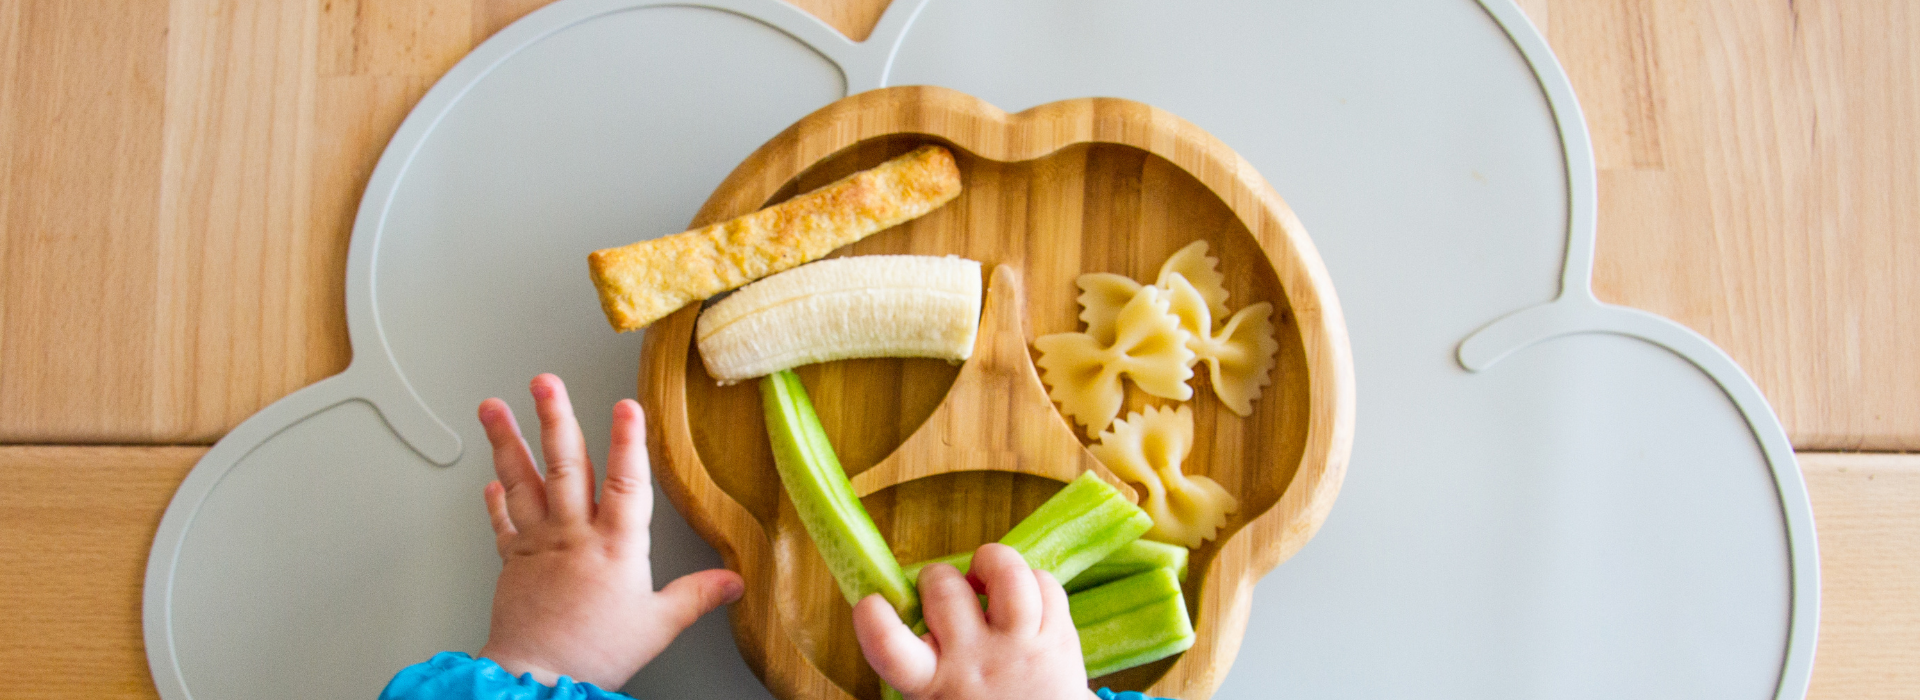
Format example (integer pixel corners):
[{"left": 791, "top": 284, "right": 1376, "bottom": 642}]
[
  {"left": 643, "top": 87, "right": 1351, "bottom": 699},
  {"left": 0, "top": 0, "right": 1912, "bottom": 698},
  {"left": 0, "top": 446, "right": 200, "bottom": 700},
  {"left": 0, "top": 0, "right": 1910, "bottom": 452},
  {"left": 1801, "top": 453, "right": 1920, "bottom": 699},
  {"left": 1518, "top": 0, "right": 1920, "bottom": 450},
  {"left": 843, "top": 265, "right": 1138, "bottom": 500},
  {"left": 5, "top": 448, "right": 1909, "bottom": 699}
]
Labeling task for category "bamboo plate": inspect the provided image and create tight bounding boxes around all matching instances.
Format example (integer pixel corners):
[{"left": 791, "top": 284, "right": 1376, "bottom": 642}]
[{"left": 642, "top": 86, "right": 1355, "bottom": 700}]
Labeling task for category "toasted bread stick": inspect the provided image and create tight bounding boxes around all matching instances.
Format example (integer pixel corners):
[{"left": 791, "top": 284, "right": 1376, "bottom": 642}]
[{"left": 588, "top": 144, "right": 963, "bottom": 332}]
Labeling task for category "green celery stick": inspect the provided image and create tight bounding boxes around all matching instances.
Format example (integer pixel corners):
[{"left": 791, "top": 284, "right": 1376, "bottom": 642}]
[
  {"left": 1063, "top": 539, "right": 1188, "bottom": 593},
  {"left": 1000, "top": 471, "right": 1153, "bottom": 584},
  {"left": 902, "top": 539, "right": 1188, "bottom": 593},
  {"left": 1070, "top": 567, "right": 1196, "bottom": 678},
  {"left": 760, "top": 370, "right": 918, "bottom": 623}
]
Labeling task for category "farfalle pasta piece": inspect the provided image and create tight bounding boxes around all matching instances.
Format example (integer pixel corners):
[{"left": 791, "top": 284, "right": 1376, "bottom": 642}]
[
  {"left": 1073, "top": 239, "right": 1280, "bottom": 416},
  {"left": 1076, "top": 241, "right": 1228, "bottom": 345},
  {"left": 1075, "top": 272, "right": 1141, "bottom": 346},
  {"left": 1153, "top": 240, "right": 1229, "bottom": 323},
  {"left": 1035, "top": 284, "right": 1195, "bottom": 436},
  {"left": 1163, "top": 272, "right": 1279, "bottom": 416},
  {"left": 1087, "top": 405, "right": 1238, "bottom": 548}
]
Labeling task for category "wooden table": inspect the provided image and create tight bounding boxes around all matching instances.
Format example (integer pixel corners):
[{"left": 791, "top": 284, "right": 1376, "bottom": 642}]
[{"left": 0, "top": 0, "right": 1912, "bottom": 697}]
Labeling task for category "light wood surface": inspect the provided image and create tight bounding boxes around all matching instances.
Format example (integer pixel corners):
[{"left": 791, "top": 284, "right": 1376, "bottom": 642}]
[
  {"left": 1516, "top": 0, "right": 1920, "bottom": 450},
  {"left": 0, "top": 446, "right": 200, "bottom": 700},
  {"left": 643, "top": 86, "right": 1353, "bottom": 699},
  {"left": 1801, "top": 453, "right": 1920, "bottom": 699},
  {"left": 6, "top": 448, "right": 1910, "bottom": 699},
  {"left": 0, "top": 0, "right": 1913, "bottom": 698},
  {"left": 843, "top": 265, "right": 1136, "bottom": 501},
  {"left": 0, "top": 0, "right": 1911, "bottom": 453}
]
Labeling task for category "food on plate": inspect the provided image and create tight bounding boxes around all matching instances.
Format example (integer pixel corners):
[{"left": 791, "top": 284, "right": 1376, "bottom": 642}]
[
  {"left": 1071, "top": 240, "right": 1279, "bottom": 417},
  {"left": 903, "top": 542, "right": 1194, "bottom": 678},
  {"left": 1088, "top": 405, "right": 1238, "bottom": 549},
  {"left": 901, "top": 472, "right": 1154, "bottom": 589},
  {"left": 589, "top": 144, "right": 963, "bottom": 332},
  {"left": 898, "top": 551, "right": 972, "bottom": 582},
  {"left": 696, "top": 255, "right": 983, "bottom": 384},
  {"left": 1076, "top": 241, "right": 1229, "bottom": 344},
  {"left": 996, "top": 471, "right": 1155, "bottom": 585},
  {"left": 1153, "top": 241, "right": 1231, "bottom": 321},
  {"left": 1162, "top": 273, "right": 1278, "bottom": 416},
  {"left": 1070, "top": 567, "right": 1196, "bottom": 678},
  {"left": 1034, "top": 284, "right": 1196, "bottom": 436},
  {"left": 760, "top": 369, "right": 919, "bottom": 624},
  {"left": 902, "top": 538, "right": 1188, "bottom": 594},
  {"left": 1060, "top": 538, "right": 1189, "bottom": 593}
]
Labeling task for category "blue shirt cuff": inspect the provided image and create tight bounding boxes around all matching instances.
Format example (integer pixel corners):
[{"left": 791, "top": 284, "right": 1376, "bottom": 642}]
[
  {"left": 379, "top": 651, "right": 636, "bottom": 700},
  {"left": 1095, "top": 688, "right": 1169, "bottom": 700}
]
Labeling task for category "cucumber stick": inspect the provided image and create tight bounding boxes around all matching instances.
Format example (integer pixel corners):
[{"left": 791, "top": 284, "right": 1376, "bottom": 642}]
[
  {"left": 760, "top": 370, "right": 918, "bottom": 623},
  {"left": 1063, "top": 539, "right": 1187, "bottom": 593},
  {"left": 900, "top": 551, "right": 974, "bottom": 582},
  {"left": 1001, "top": 471, "right": 1154, "bottom": 584},
  {"left": 902, "top": 539, "right": 1188, "bottom": 594},
  {"left": 897, "top": 553, "right": 1197, "bottom": 677},
  {"left": 1070, "top": 567, "right": 1196, "bottom": 678},
  {"left": 900, "top": 472, "right": 1152, "bottom": 585}
]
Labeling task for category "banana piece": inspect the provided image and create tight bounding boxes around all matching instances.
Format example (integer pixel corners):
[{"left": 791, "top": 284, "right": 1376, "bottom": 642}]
[{"left": 696, "top": 255, "right": 983, "bottom": 384}]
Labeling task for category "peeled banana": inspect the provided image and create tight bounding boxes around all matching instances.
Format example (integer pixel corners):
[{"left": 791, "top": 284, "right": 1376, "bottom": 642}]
[{"left": 695, "top": 255, "right": 984, "bottom": 384}]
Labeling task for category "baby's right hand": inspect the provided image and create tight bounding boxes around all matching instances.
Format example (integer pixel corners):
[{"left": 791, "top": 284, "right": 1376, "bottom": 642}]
[{"left": 852, "top": 543, "right": 1096, "bottom": 700}]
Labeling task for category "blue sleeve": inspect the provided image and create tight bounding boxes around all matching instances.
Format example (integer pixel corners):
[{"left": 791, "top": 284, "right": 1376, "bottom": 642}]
[
  {"left": 1095, "top": 688, "right": 1171, "bottom": 700},
  {"left": 379, "top": 652, "right": 637, "bottom": 700}
]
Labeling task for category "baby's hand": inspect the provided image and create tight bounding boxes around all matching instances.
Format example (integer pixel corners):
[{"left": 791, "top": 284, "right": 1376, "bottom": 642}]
[
  {"left": 475, "top": 374, "right": 745, "bottom": 689},
  {"left": 852, "top": 543, "right": 1096, "bottom": 700}
]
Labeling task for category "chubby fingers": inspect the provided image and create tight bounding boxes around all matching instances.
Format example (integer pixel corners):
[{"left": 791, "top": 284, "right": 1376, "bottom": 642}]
[
  {"left": 1034, "top": 569, "right": 1080, "bottom": 646},
  {"left": 654, "top": 568, "right": 746, "bottom": 634},
  {"left": 479, "top": 398, "right": 545, "bottom": 527},
  {"left": 483, "top": 481, "right": 517, "bottom": 556},
  {"left": 917, "top": 562, "right": 986, "bottom": 646},
  {"left": 972, "top": 543, "right": 1044, "bottom": 635},
  {"left": 852, "top": 593, "right": 937, "bottom": 693},
  {"left": 597, "top": 399, "right": 653, "bottom": 540},
  {"left": 530, "top": 374, "right": 595, "bottom": 522}
]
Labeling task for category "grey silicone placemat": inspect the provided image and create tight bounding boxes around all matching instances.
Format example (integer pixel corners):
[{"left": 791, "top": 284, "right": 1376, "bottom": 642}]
[{"left": 144, "top": 2, "right": 1815, "bottom": 698}]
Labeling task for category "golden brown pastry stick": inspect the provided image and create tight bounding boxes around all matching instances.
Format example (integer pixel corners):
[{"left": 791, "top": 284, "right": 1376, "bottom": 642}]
[{"left": 588, "top": 144, "right": 963, "bottom": 332}]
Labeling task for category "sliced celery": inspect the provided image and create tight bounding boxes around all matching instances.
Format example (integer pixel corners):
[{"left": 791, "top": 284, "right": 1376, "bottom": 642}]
[
  {"left": 760, "top": 370, "right": 918, "bottom": 623},
  {"left": 902, "top": 539, "right": 1188, "bottom": 593},
  {"left": 1070, "top": 567, "right": 1195, "bottom": 678}
]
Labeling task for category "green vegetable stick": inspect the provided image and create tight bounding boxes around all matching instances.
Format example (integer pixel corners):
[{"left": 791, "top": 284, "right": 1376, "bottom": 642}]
[
  {"left": 899, "top": 552, "right": 972, "bottom": 583},
  {"left": 1000, "top": 471, "right": 1153, "bottom": 584},
  {"left": 902, "top": 539, "right": 1188, "bottom": 593},
  {"left": 1070, "top": 567, "right": 1196, "bottom": 678},
  {"left": 1063, "top": 539, "right": 1188, "bottom": 593},
  {"left": 760, "top": 370, "right": 918, "bottom": 623}
]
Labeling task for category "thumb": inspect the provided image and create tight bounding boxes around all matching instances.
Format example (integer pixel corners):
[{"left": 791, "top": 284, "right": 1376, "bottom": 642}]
[
  {"left": 655, "top": 568, "right": 746, "bottom": 633},
  {"left": 853, "top": 594, "right": 936, "bottom": 694}
]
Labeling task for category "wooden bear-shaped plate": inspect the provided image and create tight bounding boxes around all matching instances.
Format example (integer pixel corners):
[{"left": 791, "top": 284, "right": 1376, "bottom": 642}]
[{"left": 641, "top": 86, "right": 1354, "bottom": 700}]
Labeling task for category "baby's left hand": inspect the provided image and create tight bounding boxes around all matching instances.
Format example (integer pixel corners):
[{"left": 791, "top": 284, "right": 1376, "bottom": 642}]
[{"left": 475, "top": 374, "right": 745, "bottom": 689}]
